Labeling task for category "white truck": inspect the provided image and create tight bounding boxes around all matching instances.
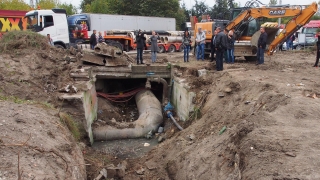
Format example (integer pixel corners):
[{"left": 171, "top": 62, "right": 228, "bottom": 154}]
[
  {"left": 67, "top": 13, "right": 176, "bottom": 32},
  {"left": 25, "top": 8, "right": 70, "bottom": 48}
]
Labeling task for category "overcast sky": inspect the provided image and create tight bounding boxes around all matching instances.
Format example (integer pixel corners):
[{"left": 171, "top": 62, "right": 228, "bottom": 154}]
[{"left": 25, "top": 0, "right": 315, "bottom": 12}]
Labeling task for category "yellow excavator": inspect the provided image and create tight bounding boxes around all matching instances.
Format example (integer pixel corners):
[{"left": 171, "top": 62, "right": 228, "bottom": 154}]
[
  {"left": 194, "top": 1, "right": 318, "bottom": 60},
  {"left": 226, "top": 1, "right": 318, "bottom": 59}
]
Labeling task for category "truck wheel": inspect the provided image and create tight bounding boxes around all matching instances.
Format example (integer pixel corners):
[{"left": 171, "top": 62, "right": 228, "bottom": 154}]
[
  {"left": 179, "top": 45, "right": 184, "bottom": 52},
  {"left": 244, "top": 56, "right": 257, "bottom": 61},
  {"left": 54, "top": 44, "right": 64, "bottom": 49},
  {"left": 158, "top": 45, "right": 165, "bottom": 53},
  {"left": 168, "top": 45, "right": 176, "bottom": 53},
  {"left": 110, "top": 42, "right": 123, "bottom": 52}
]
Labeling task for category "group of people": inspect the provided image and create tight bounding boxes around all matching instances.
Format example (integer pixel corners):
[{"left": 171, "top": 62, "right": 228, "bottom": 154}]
[
  {"left": 196, "top": 26, "right": 267, "bottom": 71},
  {"left": 135, "top": 30, "right": 160, "bottom": 65},
  {"left": 89, "top": 30, "right": 104, "bottom": 50}
]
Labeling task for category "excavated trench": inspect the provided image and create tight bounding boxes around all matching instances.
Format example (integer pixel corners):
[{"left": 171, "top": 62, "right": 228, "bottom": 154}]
[{"left": 91, "top": 78, "right": 168, "bottom": 158}]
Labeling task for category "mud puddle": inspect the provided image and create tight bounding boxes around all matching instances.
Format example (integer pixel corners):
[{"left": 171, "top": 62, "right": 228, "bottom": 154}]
[{"left": 92, "top": 138, "right": 159, "bottom": 159}]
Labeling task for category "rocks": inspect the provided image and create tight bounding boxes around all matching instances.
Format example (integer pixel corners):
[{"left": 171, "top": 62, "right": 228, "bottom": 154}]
[
  {"left": 224, "top": 87, "right": 232, "bottom": 93},
  {"left": 187, "top": 134, "right": 195, "bottom": 141},
  {"left": 135, "top": 167, "right": 145, "bottom": 175},
  {"left": 105, "top": 161, "right": 127, "bottom": 179},
  {"left": 197, "top": 69, "right": 207, "bottom": 77},
  {"left": 158, "top": 135, "right": 165, "bottom": 143}
]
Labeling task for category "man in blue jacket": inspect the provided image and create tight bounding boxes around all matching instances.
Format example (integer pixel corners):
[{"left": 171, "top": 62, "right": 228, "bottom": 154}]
[{"left": 257, "top": 27, "right": 267, "bottom": 65}]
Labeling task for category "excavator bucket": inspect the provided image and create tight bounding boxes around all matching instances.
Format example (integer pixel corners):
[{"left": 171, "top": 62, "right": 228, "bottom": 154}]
[{"left": 251, "top": 22, "right": 279, "bottom": 48}]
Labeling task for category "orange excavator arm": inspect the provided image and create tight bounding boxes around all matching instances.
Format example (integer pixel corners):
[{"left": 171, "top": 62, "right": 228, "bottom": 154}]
[
  {"left": 226, "top": 2, "right": 318, "bottom": 55},
  {"left": 268, "top": 2, "right": 318, "bottom": 55}
]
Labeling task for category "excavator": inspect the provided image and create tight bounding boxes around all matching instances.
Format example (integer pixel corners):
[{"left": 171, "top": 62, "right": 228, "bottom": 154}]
[
  {"left": 193, "top": 0, "right": 318, "bottom": 60},
  {"left": 226, "top": 1, "right": 318, "bottom": 59}
]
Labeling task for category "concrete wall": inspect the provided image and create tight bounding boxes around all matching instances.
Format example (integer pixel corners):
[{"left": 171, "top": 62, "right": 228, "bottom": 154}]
[
  {"left": 82, "top": 81, "right": 98, "bottom": 144},
  {"left": 172, "top": 77, "right": 195, "bottom": 121}
]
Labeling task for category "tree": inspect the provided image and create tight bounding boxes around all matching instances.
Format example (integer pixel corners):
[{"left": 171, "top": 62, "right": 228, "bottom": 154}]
[
  {"left": 38, "top": 0, "right": 59, "bottom": 9},
  {"left": 0, "top": 0, "right": 31, "bottom": 11},
  {"left": 269, "top": 0, "right": 277, "bottom": 6},
  {"left": 190, "top": 0, "right": 208, "bottom": 21},
  {"left": 58, "top": 3, "right": 77, "bottom": 15}
]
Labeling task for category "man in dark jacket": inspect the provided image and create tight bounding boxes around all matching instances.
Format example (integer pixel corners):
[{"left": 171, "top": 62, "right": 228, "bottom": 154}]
[
  {"left": 257, "top": 27, "right": 267, "bottom": 65},
  {"left": 215, "top": 27, "right": 227, "bottom": 71},
  {"left": 210, "top": 29, "right": 217, "bottom": 62},
  {"left": 313, "top": 31, "right": 320, "bottom": 67},
  {"left": 89, "top": 30, "right": 97, "bottom": 50},
  {"left": 136, "top": 30, "right": 146, "bottom": 65}
]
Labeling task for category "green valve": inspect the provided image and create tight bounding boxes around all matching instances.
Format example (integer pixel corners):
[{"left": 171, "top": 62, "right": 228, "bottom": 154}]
[{"left": 219, "top": 126, "right": 226, "bottom": 135}]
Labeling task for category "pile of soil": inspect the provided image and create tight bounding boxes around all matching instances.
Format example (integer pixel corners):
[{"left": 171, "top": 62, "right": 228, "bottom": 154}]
[
  {"left": 122, "top": 51, "right": 320, "bottom": 179},
  {"left": 0, "top": 31, "right": 87, "bottom": 179}
]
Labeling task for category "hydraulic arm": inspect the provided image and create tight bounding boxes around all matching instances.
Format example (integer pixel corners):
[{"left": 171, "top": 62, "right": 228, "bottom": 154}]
[{"left": 226, "top": 2, "right": 318, "bottom": 55}]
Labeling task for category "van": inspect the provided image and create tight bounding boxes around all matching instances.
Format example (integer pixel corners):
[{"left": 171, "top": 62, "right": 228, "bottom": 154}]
[{"left": 301, "top": 20, "right": 320, "bottom": 37}]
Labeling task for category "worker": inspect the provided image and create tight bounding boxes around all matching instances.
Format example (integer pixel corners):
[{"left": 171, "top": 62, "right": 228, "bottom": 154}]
[
  {"left": 90, "top": 30, "right": 97, "bottom": 50},
  {"left": 150, "top": 31, "right": 160, "bottom": 63},
  {"left": 98, "top": 31, "right": 104, "bottom": 43},
  {"left": 227, "top": 30, "right": 235, "bottom": 64},
  {"left": 313, "top": 30, "right": 320, "bottom": 67},
  {"left": 215, "top": 27, "right": 227, "bottom": 71},
  {"left": 223, "top": 29, "right": 229, "bottom": 63},
  {"left": 136, "top": 30, "right": 146, "bottom": 65},
  {"left": 196, "top": 27, "right": 206, "bottom": 61},
  {"left": 210, "top": 29, "right": 217, "bottom": 62},
  {"left": 257, "top": 27, "right": 267, "bottom": 65},
  {"left": 183, "top": 30, "right": 191, "bottom": 62},
  {"left": 47, "top": 34, "right": 54, "bottom": 46}
]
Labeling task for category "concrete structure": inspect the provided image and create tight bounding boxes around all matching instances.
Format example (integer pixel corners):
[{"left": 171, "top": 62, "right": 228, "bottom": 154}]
[{"left": 172, "top": 77, "right": 195, "bottom": 121}]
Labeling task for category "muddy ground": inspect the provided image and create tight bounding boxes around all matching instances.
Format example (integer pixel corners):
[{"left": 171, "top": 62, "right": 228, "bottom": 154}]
[{"left": 1, "top": 31, "right": 320, "bottom": 179}]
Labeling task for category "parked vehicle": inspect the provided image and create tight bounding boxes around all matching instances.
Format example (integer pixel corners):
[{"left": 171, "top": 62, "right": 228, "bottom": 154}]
[
  {"left": 24, "top": 9, "right": 70, "bottom": 48},
  {"left": 301, "top": 20, "right": 320, "bottom": 38},
  {"left": 0, "top": 10, "right": 28, "bottom": 34},
  {"left": 68, "top": 14, "right": 186, "bottom": 52},
  {"left": 282, "top": 37, "right": 317, "bottom": 50}
]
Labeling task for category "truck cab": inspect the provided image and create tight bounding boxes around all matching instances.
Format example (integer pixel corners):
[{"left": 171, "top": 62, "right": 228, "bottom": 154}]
[
  {"left": 24, "top": 9, "right": 70, "bottom": 48},
  {"left": 301, "top": 20, "right": 320, "bottom": 38}
]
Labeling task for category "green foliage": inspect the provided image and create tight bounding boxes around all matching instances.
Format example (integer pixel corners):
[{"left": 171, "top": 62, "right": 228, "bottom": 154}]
[
  {"left": 311, "top": 15, "right": 320, "bottom": 20},
  {"left": 59, "top": 112, "right": 81, "bottom": 141},
  {"left": 268, "top": 0, "right": 277, "bottom": 6},
  {"left": 0, "top": 31, "right": 49, "bottom": 54},
  {"left": 57, "top": 3, "right": 77, "bottom": 15},
  {"left": 0, "top": 0, "right": 31, "bottom": 11},
  {"left": 38, "top": 0, "right": 59, "bottom": 9}
]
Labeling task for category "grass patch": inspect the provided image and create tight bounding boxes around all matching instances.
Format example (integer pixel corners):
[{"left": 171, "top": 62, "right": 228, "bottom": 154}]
[
  {"left": 0, "top": 31, "right": 50, "bottom": 54},
  {"left": 59, "top": 112, "right": 81, "bottom": 141},
  {"left": 0, "top": 95, "right": 35, "bottom": 104}
]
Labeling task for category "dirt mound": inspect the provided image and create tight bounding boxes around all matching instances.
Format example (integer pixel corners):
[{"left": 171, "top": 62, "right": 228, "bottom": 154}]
[
  {"left": 0, "top": 101, "right": 86, "bottom": 179},
  {"left": 0, "top": 31, "right": 50, "bottom": 54}
]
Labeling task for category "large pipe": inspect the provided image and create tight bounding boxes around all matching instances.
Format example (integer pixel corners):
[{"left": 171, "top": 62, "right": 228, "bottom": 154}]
[
  {"left": 93, "top": 90, "right": 163, "bottom": 141},
  {"left": 148, "top": 77, "right": 168, "bottom": 105},
  {"left": 164, "top": 36, "right": 183, "bottom": 43}
]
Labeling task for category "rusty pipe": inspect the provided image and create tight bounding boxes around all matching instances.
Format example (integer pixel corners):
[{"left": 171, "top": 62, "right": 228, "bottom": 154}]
[
  {"left": 148, "top": 77, "right": 168, "bottom": 105},
  {"left": 93, "top": 90, "right": 163, "bottom": 141}
]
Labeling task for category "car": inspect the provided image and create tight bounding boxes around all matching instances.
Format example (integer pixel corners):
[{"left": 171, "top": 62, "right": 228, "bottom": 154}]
[{"left": 282, "top": 37, "right": 317, "bottom": 50}]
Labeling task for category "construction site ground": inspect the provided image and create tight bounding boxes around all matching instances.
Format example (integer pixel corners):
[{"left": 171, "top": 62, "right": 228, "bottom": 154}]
[{"left": 1, "top": 32, "right": 320, "bottom": 180}]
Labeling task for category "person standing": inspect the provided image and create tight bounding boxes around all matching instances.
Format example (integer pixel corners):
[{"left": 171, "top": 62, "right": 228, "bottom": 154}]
[
  {"left": 257, "top": 27, "right": 267, "bottom": 65},
  {"left": 136, "top": 30, "right": 146, "bottom": 65},
  {"left": 90, "top": 30, "right": 97, "bottom": 49},
  {"left": 210, "top": 30, "right": 217, "bottom": 62},
  {"left": 183, "top": 30, "right": 191, "bottom": 62},
  {"left": 47, "top": 34, "right": 54, "bottom": 46},
  {"left": 150, "top": 31, "right": 160, "bottom": 63},
  {"left": 196, "top": 27, "right": 206, "bottom": 61},
  {"left": 289, "top": 34, "right": 295, "bottom": 50},
  {"left": 98, "top": 31, "right": 104, "bottom": 43},
  {"left": 215, "top": 27, "right": 227, "bottom": 71},
  {"left": 227, "top": 30, "right": 235, "bottom": 64},
  {"left": 313, "top": 31, "right": 320, "bottom": 67}
]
